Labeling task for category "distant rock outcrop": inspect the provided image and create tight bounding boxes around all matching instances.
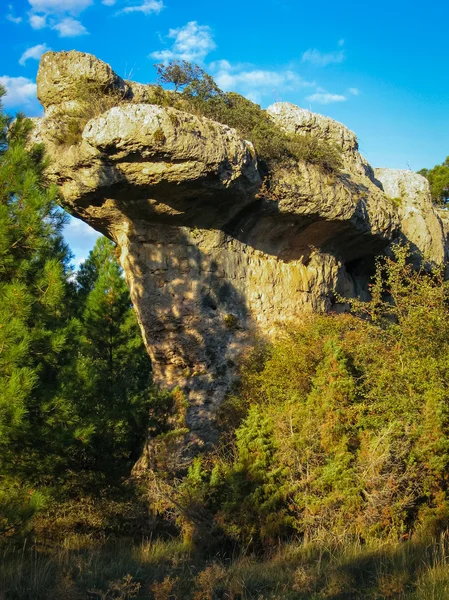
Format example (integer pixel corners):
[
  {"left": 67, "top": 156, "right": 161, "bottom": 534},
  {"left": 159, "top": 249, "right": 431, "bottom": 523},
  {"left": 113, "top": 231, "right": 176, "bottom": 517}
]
[{"left": 32, "top": 50, "right": 448, "bottom": 452}]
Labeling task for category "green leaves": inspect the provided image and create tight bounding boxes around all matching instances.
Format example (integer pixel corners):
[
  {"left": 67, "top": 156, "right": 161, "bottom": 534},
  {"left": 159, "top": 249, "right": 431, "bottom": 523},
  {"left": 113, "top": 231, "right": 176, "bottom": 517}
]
[
  {"left": 174, "top": 247, "right": 449, "bottom": 547},
  {"left": 0, "top": 112, "right": 151, "bottom": 505},
  {"left": 153, "top": 62, "right": 342, "bottom": 172}
]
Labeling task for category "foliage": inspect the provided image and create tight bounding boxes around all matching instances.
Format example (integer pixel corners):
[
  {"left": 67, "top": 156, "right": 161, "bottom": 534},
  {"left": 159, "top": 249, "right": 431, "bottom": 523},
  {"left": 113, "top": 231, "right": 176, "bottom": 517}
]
[
  {"left": 0, "top": 106, "right": 153, "bottom": 536},
  {"left": 181, "top": 88, "right": 342, "bottom": 171},
  {"left": 3, "top": 533, "right": 449, "bottom": 599},
  {"left": 0, "top": 114, "right": 73, "bottom": 480},
  {"left": 65, "top": 236, "right": 153, "bottom": 477},
  {"left": 0, "top": 84, "right": 11, "bottom": 151},
  {"left": 171, "top": 245, "right": 449, "bottom": 548},
  {"left": 419, "top": 157, "right": 449, "bottom": 204},
  {"left": 152, "top": 62, "right": 342, "bottom": 171},
  {"left": 155, "top": 60, "right": 198, "bottom": 92},
  {"left": 155, "top": 61, "right": 222, "bottom": 100},
  {"left": 0, "top": 481, "right": 47, "bottom": 538},
  {"left": 53, "top": 60, "right": 342, "bottom": 172}
]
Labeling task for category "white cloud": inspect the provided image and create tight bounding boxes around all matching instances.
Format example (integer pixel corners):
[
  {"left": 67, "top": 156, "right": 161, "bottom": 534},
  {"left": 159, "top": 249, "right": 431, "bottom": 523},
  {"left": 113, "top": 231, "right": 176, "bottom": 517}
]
[
  {"left": 19, "top": 43, "right": 50, "bottom": 66},
  {"left": 29, "top": 13, "right": 47, "bottom": 28},
  {"left": 306, "top": 91, "right": 346, "bottom": 104},
  {"left": 338, "top": 39, "right": 345, "bottom": 47},
  {"left": 301, "top": 48, "right": 345, "bottom": 67},
  {"left": 64, "top": 216, "right": 101, "bottom": 242},
  {"left": 210, "top": 60, "right": 314, "bottom": 105},
  {"left": 0, "top": 75, "right": 37, "bottom": 109},
  {"left": 349, "top": 87, "right": 359, "bottom": 96},
  {"left": 151, "top": 21, "right": 216, "bottom": 63},
  {"left": 26, "top": 0, "right": 92, "bottom": 36},
  {"left": 6, "top": 4, "right": 22, "bottom": 22},
  {"left": 215, "top": 68, "right": 301, "bottom": 90},
  {"left": 52, "top": 16, "right": 87, "bottom": 36},
  {"left": 119, "top": 0, "right": 163, "bottom": 14},
  {"left": 28, "top": 0, "right": 93, "bottom": 14},
  {"left": 7, "top": 14, "right": 22, "bottom": 23},
  {"left": 102, "top": 0, "right": 116, "bottom": 5}
]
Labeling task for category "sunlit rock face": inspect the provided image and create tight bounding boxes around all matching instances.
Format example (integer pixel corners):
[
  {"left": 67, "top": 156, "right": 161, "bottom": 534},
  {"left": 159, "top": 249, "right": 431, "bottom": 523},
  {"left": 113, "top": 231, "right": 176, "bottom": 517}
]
[{"left": 33, "top": 50, "right": 447, "bottom": 451}]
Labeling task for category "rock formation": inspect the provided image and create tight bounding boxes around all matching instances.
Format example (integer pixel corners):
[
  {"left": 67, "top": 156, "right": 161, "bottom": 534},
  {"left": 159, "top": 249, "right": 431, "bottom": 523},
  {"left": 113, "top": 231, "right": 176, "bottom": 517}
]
[{"left": 32, "top": 50, "right": 448, "bottom": 451}]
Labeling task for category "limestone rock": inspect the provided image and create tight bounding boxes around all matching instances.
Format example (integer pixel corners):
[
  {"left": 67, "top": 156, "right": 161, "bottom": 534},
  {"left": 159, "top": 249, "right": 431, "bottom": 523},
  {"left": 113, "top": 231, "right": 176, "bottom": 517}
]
[
  {"left": 375, "top": 168, "right": 447, "bottom": 264},
  {"left": 267, "top": 102, "right": 379, "bottom": 181},
  {"left": 31, "top": 50, "right": 448, "bottom": 453},
  {"left": 125, "top": 80, "right": 160, "bottom": 104},
  {"left": 37, "top": 50, "right": 128, "bottom": 111}
]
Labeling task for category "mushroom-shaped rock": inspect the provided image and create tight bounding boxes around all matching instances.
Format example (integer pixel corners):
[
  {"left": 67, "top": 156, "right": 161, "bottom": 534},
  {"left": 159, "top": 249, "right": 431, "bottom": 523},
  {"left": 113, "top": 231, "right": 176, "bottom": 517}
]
[{"left": 31, "top": 50, "right": 448, "bottom": 454}]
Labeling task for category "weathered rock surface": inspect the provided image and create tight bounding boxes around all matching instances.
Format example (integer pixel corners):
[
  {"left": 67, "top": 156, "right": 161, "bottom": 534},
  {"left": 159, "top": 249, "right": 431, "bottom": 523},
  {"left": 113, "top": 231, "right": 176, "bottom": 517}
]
[
  {"left": 374, "top": 168, "right": 447, "bottom": 264},
  {"left": 32, "top": 50, "right": 448, "bottom": 452}
]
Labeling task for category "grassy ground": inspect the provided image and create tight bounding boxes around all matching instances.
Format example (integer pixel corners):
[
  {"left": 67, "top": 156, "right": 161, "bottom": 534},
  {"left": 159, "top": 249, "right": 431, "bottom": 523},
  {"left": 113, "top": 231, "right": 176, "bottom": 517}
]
[{"left": 2, "top": 533, "right": 449, "bottom": 599}]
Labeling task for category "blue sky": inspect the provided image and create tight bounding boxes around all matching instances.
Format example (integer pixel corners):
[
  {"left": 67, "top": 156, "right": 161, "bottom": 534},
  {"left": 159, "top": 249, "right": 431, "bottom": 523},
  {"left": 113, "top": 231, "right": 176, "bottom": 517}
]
[{"left": 1, "top": 0, "right": 449, "bottom": 265}]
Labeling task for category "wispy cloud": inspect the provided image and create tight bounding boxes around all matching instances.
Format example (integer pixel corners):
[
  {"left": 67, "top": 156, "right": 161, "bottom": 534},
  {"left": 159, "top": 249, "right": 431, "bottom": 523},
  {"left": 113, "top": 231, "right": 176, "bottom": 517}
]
[
  {"left": 150, "top": 23, "right": 352, "bottom": 108},
  {"left": 26, "top": 0, "right": 92, "bottom": 36},
  {"left": 29, "top": 13, "right": 46, "bottom": 28},
  {"left": 52, "top": 17, "right": 87, "bottom": 36},
  {"left": 118, "top": 0, "right": 163, "bottom": 14},
  {"left": 306, "top": 91, "right": 346, "bottom": 104},
  {"left": 64, "top": 216, "right": 102, "bottom": 268},
  {"left": 301, "top": 48, "right": 345, "bottom": 67},
  {"left": 28, "top": 0, "right": 93, "bottom": 13},
  {"left": 349, "top": 87, "right": 359, "bottom": 96},
  {"left": 6, "top": 5, "right": 22, "bottom": 23},
  {"left": 210, "top": 59, "right": 314, "bottom": 105},
  {"left": 19, "top": 43, "right": 50, "bottom": 66},
  {"left": 0, "top": 75, "right": 38, "bottom": 111},
  {"left": 151, "top": 21, "right": 216, "bottom": 63}
]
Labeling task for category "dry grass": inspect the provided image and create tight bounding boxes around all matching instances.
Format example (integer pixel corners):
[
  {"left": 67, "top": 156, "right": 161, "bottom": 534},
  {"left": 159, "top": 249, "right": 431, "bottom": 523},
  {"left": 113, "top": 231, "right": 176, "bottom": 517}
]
[
  {"left": 2, "top": 532, "right": 449, "bottom": 599},
  {"left": 52, "top": 79, "right": 129, "bottom": 146}
]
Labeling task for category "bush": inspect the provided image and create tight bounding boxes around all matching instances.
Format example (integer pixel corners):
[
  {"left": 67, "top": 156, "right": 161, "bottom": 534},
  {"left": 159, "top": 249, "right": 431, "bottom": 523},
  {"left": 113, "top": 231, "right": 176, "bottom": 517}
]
[
  {"left": 170, "top": 245, "right": 449, "bottom": 548},
  {"left": 52, "top": 60, "right": 343, "bottom": 173},
  {"left": 182, "top": 90, "right": 342, "bottom": 171},
  {"left": 0, "top": 481, "right": 47, "bottom": 539},
  {"left": 419, "top": 157, "right": 449, "bottom": 205}
]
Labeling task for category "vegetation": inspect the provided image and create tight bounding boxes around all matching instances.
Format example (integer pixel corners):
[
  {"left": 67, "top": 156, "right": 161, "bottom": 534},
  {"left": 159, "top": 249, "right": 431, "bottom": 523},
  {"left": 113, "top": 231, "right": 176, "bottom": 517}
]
[
  {"left": 419, "top": 157, "right": 449, "bottom": 204},
  {"left": 53, "top": 61, "right": 342, "bottom": 173},
  {"left": 155, "top": 61, "right": 342, "bottom": 172},
  {"left": 53, "top": 78, "right": 130, "bottom": 146},
  {"left": 155, "top": 60, "right": 222, "bottom": 98},
  {"left": 167, "top": 246, "right": 449, "bottom": 551},
  {"left": 0, "top": 97, "right": 156, "bottom": 540},
  {"left": 4, "top": 75, "right": 449, "bottom": 599},
  {"left": 3, "top": 533, "right": 449, "bottom": 598}
]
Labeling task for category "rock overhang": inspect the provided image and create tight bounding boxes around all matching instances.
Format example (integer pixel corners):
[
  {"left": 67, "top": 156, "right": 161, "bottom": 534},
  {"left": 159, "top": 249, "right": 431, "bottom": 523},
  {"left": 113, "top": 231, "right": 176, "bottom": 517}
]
[{"left": 30, "top": 50, "right": 448, "bottom": 449}]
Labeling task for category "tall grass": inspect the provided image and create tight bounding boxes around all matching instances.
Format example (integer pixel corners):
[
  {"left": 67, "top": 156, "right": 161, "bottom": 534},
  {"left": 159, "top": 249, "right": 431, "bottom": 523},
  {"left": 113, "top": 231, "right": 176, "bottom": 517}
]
[{"left": 2, "top": 533, "right": 449, "bottom": 599}]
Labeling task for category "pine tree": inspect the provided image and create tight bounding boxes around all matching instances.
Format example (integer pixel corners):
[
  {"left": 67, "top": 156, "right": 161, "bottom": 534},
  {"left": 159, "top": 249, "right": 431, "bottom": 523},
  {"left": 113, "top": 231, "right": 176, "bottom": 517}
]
[
  {"left": 69, "top": 237, "right": 152, "bottom": 474},
  {"left": 0, "top": 92, "right": 77, "bottom": 531},
  {"left": 0, "top": 106, "right": 74, "bottom": 465}
]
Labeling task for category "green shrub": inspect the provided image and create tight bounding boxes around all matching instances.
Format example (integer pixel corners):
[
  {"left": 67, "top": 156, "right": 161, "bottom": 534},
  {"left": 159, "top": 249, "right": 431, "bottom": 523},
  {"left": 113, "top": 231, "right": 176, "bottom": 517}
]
[
  {"left": 53, "top": 61, "right": 343, "bottom": 173},
  {"left": 0, "top": 481, "right": 47, "bottom": 539},
  {"left": 170, "top": 245, "right": 449, "bottom": 548},
  {"left": 183, "top": 90, "right": 342, "bottom": 171}
]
